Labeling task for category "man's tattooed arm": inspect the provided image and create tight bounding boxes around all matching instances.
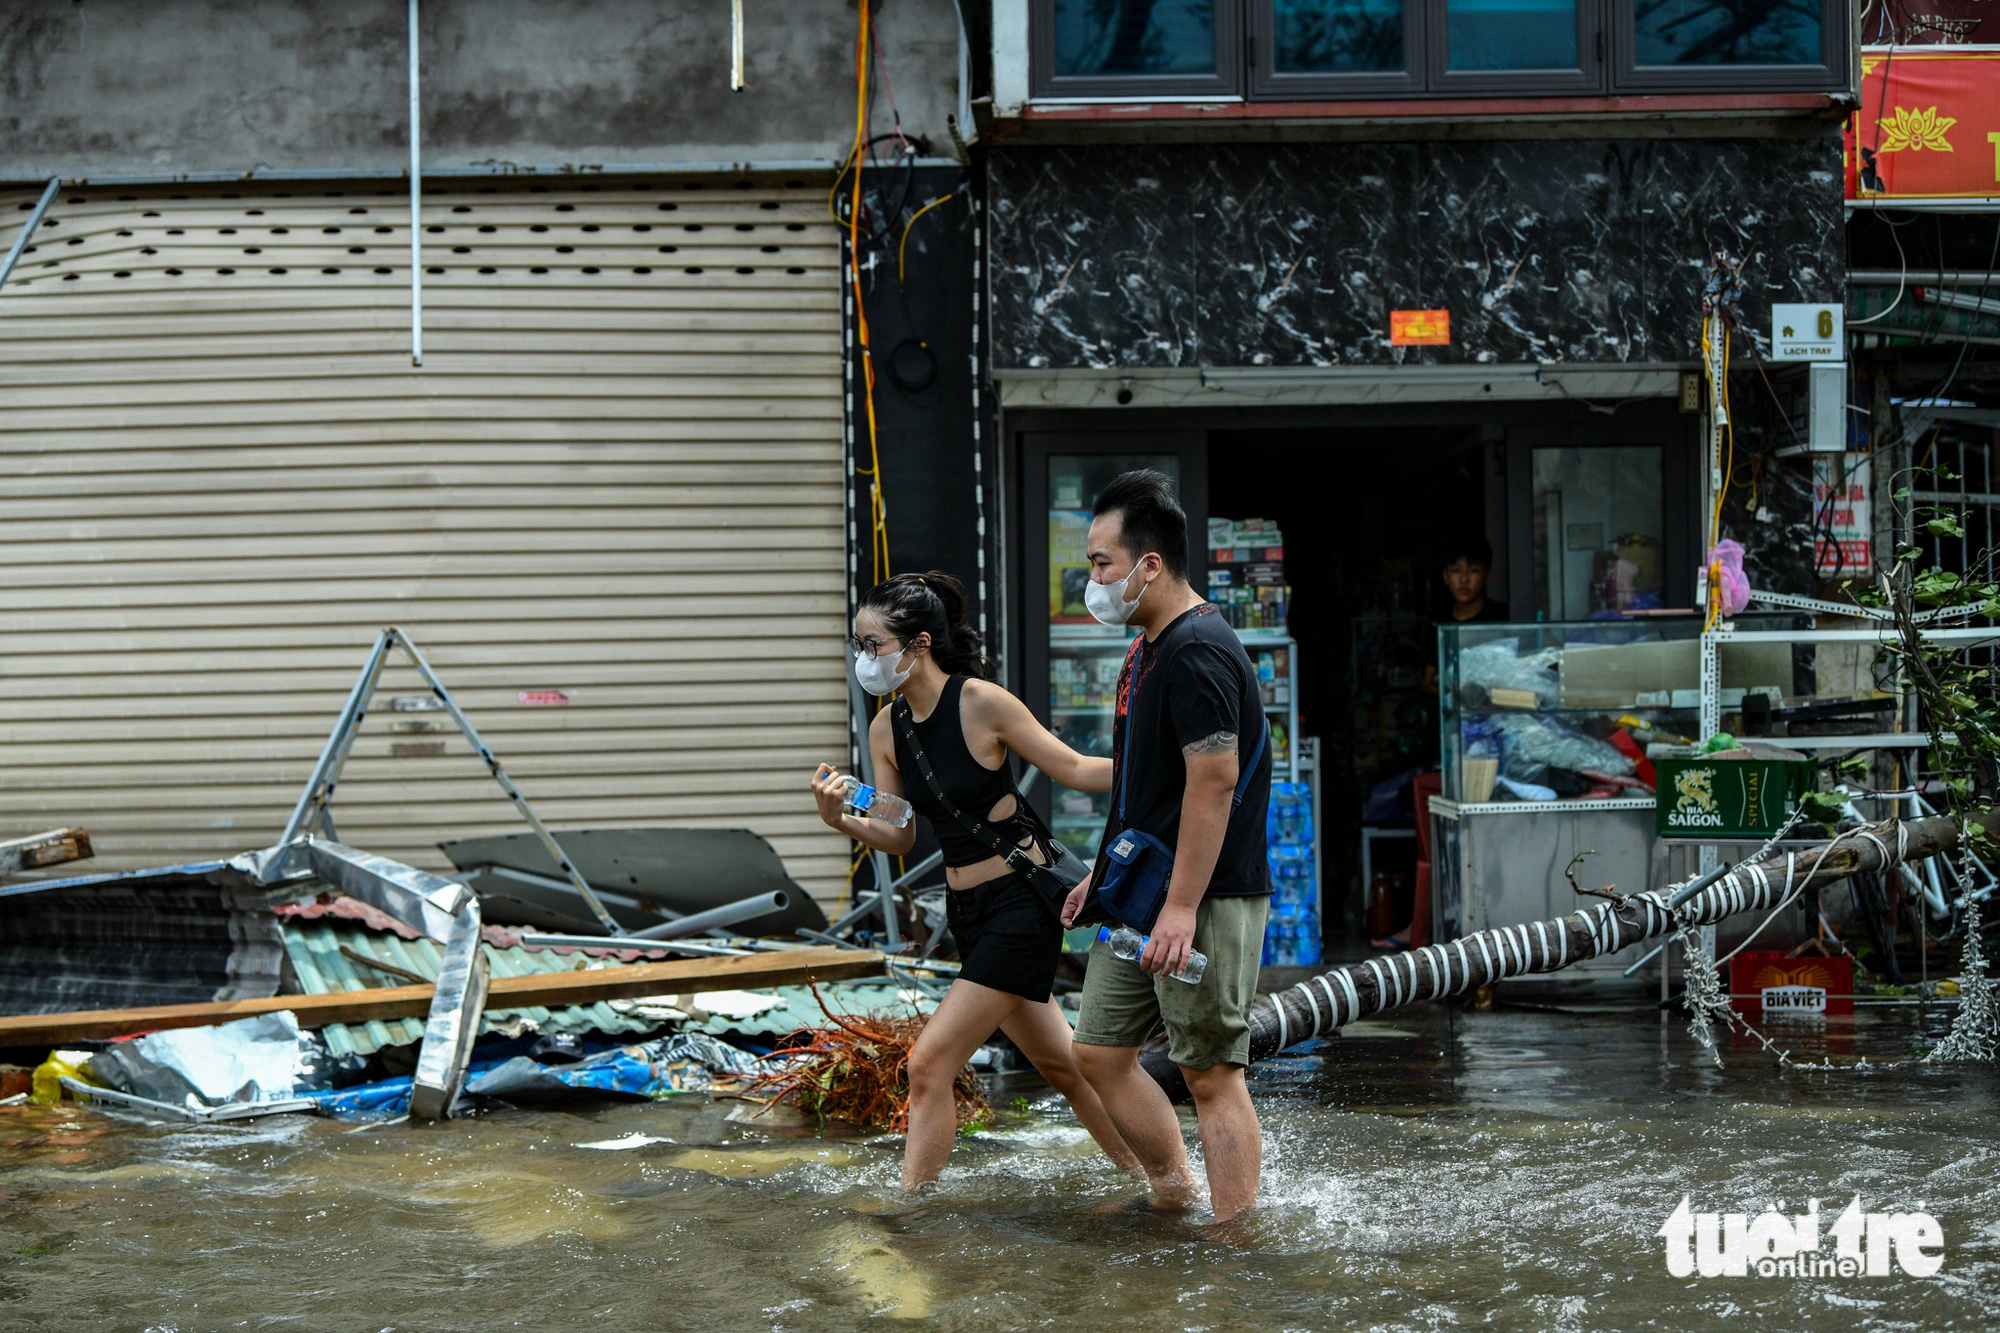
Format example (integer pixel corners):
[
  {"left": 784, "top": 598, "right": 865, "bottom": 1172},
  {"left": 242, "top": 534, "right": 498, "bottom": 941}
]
[{"left": 1182, "top": 730, "right": 1238, "bottom": 756}]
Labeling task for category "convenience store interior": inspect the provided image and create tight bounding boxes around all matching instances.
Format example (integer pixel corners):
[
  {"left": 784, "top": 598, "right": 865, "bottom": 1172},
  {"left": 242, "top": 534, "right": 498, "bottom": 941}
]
[
  {"left": 1209, "top": 426, "right": 1491, "bottom": 953},
  {"left": 1011, "top": 399, "right": 1697, "bottom": 963}
]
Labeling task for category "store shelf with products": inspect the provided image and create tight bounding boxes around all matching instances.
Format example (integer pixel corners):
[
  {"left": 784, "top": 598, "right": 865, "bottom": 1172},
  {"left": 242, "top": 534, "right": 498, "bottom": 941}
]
[
  {"left": 1205, "top": 516, "right": 1318, "bottom": 963},
  {"left": 1206, "top": 515, "right": 1290, "bottom": 633},
  {"left": 1264, "top": 736, "right": 1323, "bottom": 967},
  {"left": 1046, "top": 622, "right": 1134, "bottom": 860},
  {"left": 1209, "top": 515, "right": 1299, "bottom": 782}
]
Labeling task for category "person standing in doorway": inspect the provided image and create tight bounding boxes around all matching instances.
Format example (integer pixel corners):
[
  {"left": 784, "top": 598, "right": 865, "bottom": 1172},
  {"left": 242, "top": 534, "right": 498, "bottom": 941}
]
[
  {"left": 1060, "top": 470, "right": 1274, "bottom": 1223},
  {"left": 1440, "top": 534, "right": 1509, "bottom": 623}
]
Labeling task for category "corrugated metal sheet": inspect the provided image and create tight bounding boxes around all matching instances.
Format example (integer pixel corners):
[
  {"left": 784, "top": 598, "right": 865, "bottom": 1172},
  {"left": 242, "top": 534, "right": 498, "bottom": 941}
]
[
  {"left": 678, "top": 981, "right": 940, "bottom": 1040},
  {"left": 0, "top": 177, "right": 851, "bottom": 902},
  {"left": 0, "top": 859, "right": 285, "bottom": 1015},
  {"left": 280, "top": 919, "right": 659, "bottom": 1057}
]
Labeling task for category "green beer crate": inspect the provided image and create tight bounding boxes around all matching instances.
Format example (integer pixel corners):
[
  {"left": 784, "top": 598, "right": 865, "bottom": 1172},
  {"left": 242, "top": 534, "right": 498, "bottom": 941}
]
[{"left": 1654, "top": 756, "right": 1816, "bottom": 838}]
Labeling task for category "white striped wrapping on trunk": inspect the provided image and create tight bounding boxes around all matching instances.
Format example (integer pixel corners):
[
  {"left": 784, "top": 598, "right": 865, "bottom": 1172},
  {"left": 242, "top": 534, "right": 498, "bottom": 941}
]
[{"left": 1252, "top": 818, "right": 1949, "bottom": 1061}]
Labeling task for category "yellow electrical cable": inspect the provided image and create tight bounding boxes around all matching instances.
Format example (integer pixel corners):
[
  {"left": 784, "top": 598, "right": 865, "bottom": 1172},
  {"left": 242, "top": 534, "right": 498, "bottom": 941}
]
[
  {"left": 898, "top": 192, "right": 956, "bottom": 285},
  {"left": 1706, "top": 320, "right": 1735, "bottom": 551},
  {"left": 845, "top": 0, "right": 891, "bottom": 587},
  {"left": 833, "top": 846, "right": 867, "bottom": 917}
]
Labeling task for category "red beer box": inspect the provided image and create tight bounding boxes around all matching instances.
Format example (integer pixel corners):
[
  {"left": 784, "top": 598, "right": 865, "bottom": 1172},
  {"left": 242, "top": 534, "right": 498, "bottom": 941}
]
[{"left": 1728, "top": 950, "right": 1854, "bottom": 1017}]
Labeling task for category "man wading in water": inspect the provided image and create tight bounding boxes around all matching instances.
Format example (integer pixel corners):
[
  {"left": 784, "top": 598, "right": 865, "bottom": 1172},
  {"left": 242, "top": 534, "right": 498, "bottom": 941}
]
[{"left": 1062, "top": 470, "right": 1274, "bottom": 1222}]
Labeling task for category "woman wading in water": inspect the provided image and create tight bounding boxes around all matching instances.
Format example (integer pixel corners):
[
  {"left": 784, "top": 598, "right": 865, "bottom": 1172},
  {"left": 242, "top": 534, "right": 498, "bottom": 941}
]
[{"left": 812, "top": 572, "right": 1140, "bottom": 1189}]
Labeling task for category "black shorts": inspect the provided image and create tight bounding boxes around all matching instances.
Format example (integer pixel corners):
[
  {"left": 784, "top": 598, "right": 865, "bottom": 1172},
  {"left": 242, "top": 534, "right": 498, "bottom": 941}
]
[{"left": 945, "top": 871, "right": 1063, "bottom": 1003}]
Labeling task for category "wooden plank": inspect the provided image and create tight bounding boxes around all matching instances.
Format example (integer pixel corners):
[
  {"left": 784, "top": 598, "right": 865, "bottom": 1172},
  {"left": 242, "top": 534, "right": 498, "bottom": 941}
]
[
  {"left": 0, "top": 946, "right": 883, "bottom": 1046},
  {"left": 0, "top": 827, "right": 93, "bottom": 877}
]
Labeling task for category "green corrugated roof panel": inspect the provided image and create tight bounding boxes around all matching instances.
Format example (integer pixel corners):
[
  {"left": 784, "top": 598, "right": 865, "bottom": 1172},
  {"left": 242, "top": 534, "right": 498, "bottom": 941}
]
[
  {"left": 678, "top": 979, "right": 939, "bottom": 1039},
  {"left": 278, "top": 921, "right": 658, "bottom": 1056}
]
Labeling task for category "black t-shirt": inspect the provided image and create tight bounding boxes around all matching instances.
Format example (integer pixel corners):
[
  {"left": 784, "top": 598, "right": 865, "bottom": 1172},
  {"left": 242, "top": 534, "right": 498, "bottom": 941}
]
[
  {"left": 1437, "top": 596, "right": 1511, "bottom": 623},
  {"left": 1102, "top": 602, "right": 1272, "bottom": 898}
]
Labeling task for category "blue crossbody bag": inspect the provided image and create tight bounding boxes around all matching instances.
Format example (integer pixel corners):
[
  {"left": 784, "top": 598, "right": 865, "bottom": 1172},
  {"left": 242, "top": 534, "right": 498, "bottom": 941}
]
[{"left": 1093, "top": 707, "right": 1267, "bottom": 934}]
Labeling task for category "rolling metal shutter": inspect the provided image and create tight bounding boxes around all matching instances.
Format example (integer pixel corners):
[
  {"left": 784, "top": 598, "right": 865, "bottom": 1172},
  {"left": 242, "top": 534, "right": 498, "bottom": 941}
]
[{"left": 0, "top": 176, "right": 853, "bottom": 904}]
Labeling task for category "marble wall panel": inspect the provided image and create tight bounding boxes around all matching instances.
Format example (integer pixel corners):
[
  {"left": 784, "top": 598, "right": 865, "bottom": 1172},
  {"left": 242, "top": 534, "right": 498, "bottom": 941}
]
[
  {"left": 1420, "top": 140, "right": 1650, "bottom": 366},
  {"left": 1192, "top": 144, "right": 1423, "bottom": 367},
  {"left": 1643, "top": 138, "right": 1847, "bottom": 363},
  {"left": 988, "top": 137, "right": 1845, "bottom": 371},
  {"left": 987, "top": 146, "right": 1198, "bottom": 369}
]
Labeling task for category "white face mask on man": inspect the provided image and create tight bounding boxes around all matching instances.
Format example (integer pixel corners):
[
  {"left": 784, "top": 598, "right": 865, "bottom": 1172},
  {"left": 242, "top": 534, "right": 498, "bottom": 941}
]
[
  {"left": 853, "top": 643, "right": 916, "bottom": 697},
  {"left": 1084, "top": 561, "right": 1151, "bottom": 627}
]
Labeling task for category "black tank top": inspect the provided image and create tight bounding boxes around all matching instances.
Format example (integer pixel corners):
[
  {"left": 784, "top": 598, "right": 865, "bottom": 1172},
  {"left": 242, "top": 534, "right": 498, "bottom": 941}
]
[{"left": 892, "top": 676, "right": 1044, "bottom": 869}]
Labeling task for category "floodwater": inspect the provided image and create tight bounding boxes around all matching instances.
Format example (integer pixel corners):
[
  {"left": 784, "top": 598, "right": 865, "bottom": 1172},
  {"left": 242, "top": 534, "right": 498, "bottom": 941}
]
[{"left": 3, "top": 1000, "right": 1996, "bottom": 1332}]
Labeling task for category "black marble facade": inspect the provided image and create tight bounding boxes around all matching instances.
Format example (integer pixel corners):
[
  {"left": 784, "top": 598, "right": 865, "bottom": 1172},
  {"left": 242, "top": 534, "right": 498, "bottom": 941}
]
[{"left": 989, "top": 139, "right": 1844, "bottom": 369}]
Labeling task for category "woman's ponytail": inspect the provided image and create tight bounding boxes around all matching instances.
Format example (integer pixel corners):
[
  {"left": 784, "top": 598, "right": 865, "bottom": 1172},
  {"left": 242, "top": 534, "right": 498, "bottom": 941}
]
[{"left": 858, "top": 570, "right": 994, "bottom": 681}]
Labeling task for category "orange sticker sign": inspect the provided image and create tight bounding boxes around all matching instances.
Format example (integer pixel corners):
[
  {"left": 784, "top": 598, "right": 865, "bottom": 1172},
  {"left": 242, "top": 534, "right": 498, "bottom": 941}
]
[
  {"left": 1847, "top": 47, "right": 2000, "bottom": 202},
  {"left": 1390, "top": 309, "right": 1450, "bottom": 346}
]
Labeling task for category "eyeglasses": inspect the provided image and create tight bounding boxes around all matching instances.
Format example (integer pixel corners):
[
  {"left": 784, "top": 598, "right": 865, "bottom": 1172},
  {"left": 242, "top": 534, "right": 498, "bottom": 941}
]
[{"left": 848, "top": 635, "right": 902, "bottom": 661}]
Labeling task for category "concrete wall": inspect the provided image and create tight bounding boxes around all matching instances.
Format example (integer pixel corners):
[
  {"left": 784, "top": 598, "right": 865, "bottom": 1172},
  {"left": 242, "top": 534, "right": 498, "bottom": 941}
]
[{"left": 0, "top": 0, "right": 963, "bottom": 180}]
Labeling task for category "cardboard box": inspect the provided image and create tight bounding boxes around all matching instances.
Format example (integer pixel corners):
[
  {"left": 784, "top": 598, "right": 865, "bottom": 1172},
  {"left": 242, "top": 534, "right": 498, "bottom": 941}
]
[
  {"left": 1558, "top": 638, "right": 1795, "bottom": 710},
  {"left": 1654, "top": 756, "right": 1815, "bottom": 838}
]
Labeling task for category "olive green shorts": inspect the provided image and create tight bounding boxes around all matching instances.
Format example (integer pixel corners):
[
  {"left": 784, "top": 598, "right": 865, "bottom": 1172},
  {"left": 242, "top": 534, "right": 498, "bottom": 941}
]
[{"left": 1073, "top": 894, "right": 1270, "bottom": 1070}]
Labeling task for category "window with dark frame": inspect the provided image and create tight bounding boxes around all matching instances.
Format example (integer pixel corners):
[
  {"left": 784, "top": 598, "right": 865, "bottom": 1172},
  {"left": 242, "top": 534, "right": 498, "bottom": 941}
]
[{"left": 1030, "top": 0, "right": 1848, "bottom": 101}]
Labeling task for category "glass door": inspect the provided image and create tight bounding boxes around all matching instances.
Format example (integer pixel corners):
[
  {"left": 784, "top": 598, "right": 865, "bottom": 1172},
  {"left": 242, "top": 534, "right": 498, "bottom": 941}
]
[
  {"left": 1504, "top": 424, "right": 1695, "bottom": 621},
  {"left": 1021, "top": 434, "right": 1208, "bottom": 858}
]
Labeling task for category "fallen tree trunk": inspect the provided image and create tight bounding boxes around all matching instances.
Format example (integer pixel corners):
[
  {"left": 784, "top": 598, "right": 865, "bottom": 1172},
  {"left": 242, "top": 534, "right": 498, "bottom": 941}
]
[{"left": 1245, "top": 814, "right": 1966, "bottom": 1063}]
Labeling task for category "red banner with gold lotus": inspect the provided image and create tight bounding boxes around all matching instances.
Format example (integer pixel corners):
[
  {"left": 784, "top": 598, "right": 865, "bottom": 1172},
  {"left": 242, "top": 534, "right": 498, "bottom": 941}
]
[{"left": 1846, "top": 46, "right": 2000, "bottom": 203}]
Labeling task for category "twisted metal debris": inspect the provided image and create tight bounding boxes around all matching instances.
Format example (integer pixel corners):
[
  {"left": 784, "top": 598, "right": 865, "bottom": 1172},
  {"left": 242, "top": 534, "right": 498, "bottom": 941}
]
[{"left": 1926, "top": 834, "right": 2000, "bottom": 1064}]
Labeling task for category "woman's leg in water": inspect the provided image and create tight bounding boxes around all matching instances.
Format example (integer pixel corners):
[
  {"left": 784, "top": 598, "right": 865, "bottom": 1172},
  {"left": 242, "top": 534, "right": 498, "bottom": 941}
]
[
  {"left": 1000, "top": 997, "right": 1142, "bottom": 1173},
  {"left": 902, "top": 977, "right": 1023, "bottom": 1190}
]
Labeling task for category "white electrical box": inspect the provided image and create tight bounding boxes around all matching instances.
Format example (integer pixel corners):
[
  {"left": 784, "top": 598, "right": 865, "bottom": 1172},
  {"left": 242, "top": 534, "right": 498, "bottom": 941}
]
[{"left": 1808, "top": 361, "right": 1845, "bottom": 452}]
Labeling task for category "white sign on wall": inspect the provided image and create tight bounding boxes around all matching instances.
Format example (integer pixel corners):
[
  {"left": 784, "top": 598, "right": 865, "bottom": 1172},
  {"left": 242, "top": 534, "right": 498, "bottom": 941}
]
[{"left": 1773, "top": 303, "right": 1844, "bottom": 361}]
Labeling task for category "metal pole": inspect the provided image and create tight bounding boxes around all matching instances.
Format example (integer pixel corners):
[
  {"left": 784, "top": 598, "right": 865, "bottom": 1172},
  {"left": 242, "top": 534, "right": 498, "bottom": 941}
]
[
  {"left": 280, "top": 631, "right": 396, "bottom": 844},
  {"left": 408, "top": 0, "right": 423, "bottom": 367},
  {"left": 844, "top": 672, "right": 900, "bottom": 947},
  {"left": 0, "top": 178, "right": 61, "bottom": 294},
  {"left": 1694, "top": 627, "right": 1722, "bottom": 968},
  {"left": 729, "top": 0, "right": 746, "bottom": 90},
  {"left": 388, "top": 629, "right": 623, "bottom": 936},
  {"left": 631, "top": 890, "right": 788, "bottom": 939}
]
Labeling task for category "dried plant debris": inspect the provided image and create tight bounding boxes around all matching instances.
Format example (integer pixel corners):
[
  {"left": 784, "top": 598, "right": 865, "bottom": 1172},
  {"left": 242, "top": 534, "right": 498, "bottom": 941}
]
[{"left": 745, "top": 988, "right": 988, "bottom": 1134}]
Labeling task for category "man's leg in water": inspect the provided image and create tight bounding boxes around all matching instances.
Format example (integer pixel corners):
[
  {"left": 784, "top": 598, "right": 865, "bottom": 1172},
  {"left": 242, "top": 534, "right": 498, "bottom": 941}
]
[
  {"left": 1182, "top": 1061, "right": 1260, "bottom": 1221},
  {"left": 1072, "top": 938, "right": 1198, "bottom": 1205},
  {"left": 1070, "top": 1040, "right": 1199, "bottom": 1206},
  {"left": 1153, "top": 894, "right": 1269, "bottom": 1220}
]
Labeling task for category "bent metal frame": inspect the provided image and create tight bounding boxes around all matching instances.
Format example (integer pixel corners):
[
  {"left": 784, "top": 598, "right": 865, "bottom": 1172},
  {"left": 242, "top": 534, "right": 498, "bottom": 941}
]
[{"left": 281, "top": 625, "right": 622, "bottom": 937}]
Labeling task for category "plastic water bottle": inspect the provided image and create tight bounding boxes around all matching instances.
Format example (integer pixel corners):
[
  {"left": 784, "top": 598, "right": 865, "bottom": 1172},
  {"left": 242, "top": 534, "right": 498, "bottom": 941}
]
[
  {"left": 1097, "top": 925, "right": 1206, "bottom": 984},
  {"left": 840, "top": 776, "right": 913, "bottom": 828}
]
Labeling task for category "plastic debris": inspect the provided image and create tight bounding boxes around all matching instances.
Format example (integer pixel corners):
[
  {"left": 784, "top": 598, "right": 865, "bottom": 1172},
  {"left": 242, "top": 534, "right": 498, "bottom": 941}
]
[
  {"left": 30, "top": 1050, "right": 97, "bottom": 1104},
  {"left": 87, "top": 1010, "right": 302, "bottom": 1110},
  {"left": 1706, "top": 539, "right": 1752, "bottom": 616},
  {"left": 576, "top": 1132, "right": 676, "bottom": 1151}
]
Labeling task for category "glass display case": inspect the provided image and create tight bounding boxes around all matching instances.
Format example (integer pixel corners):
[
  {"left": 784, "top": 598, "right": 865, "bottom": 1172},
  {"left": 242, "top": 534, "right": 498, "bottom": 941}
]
[{"left": 1437, "top": 614, "right": 1812, "bottom": 805}]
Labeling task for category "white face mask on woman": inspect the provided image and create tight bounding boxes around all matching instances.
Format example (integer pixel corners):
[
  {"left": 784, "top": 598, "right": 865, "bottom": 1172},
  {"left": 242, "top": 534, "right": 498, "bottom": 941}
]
[
  {"left": 1084, "top": 561, "right": 1150, "bottom": 627},
  {"left": 853, "top": 644, "right": 915, "bottom": 697}
]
